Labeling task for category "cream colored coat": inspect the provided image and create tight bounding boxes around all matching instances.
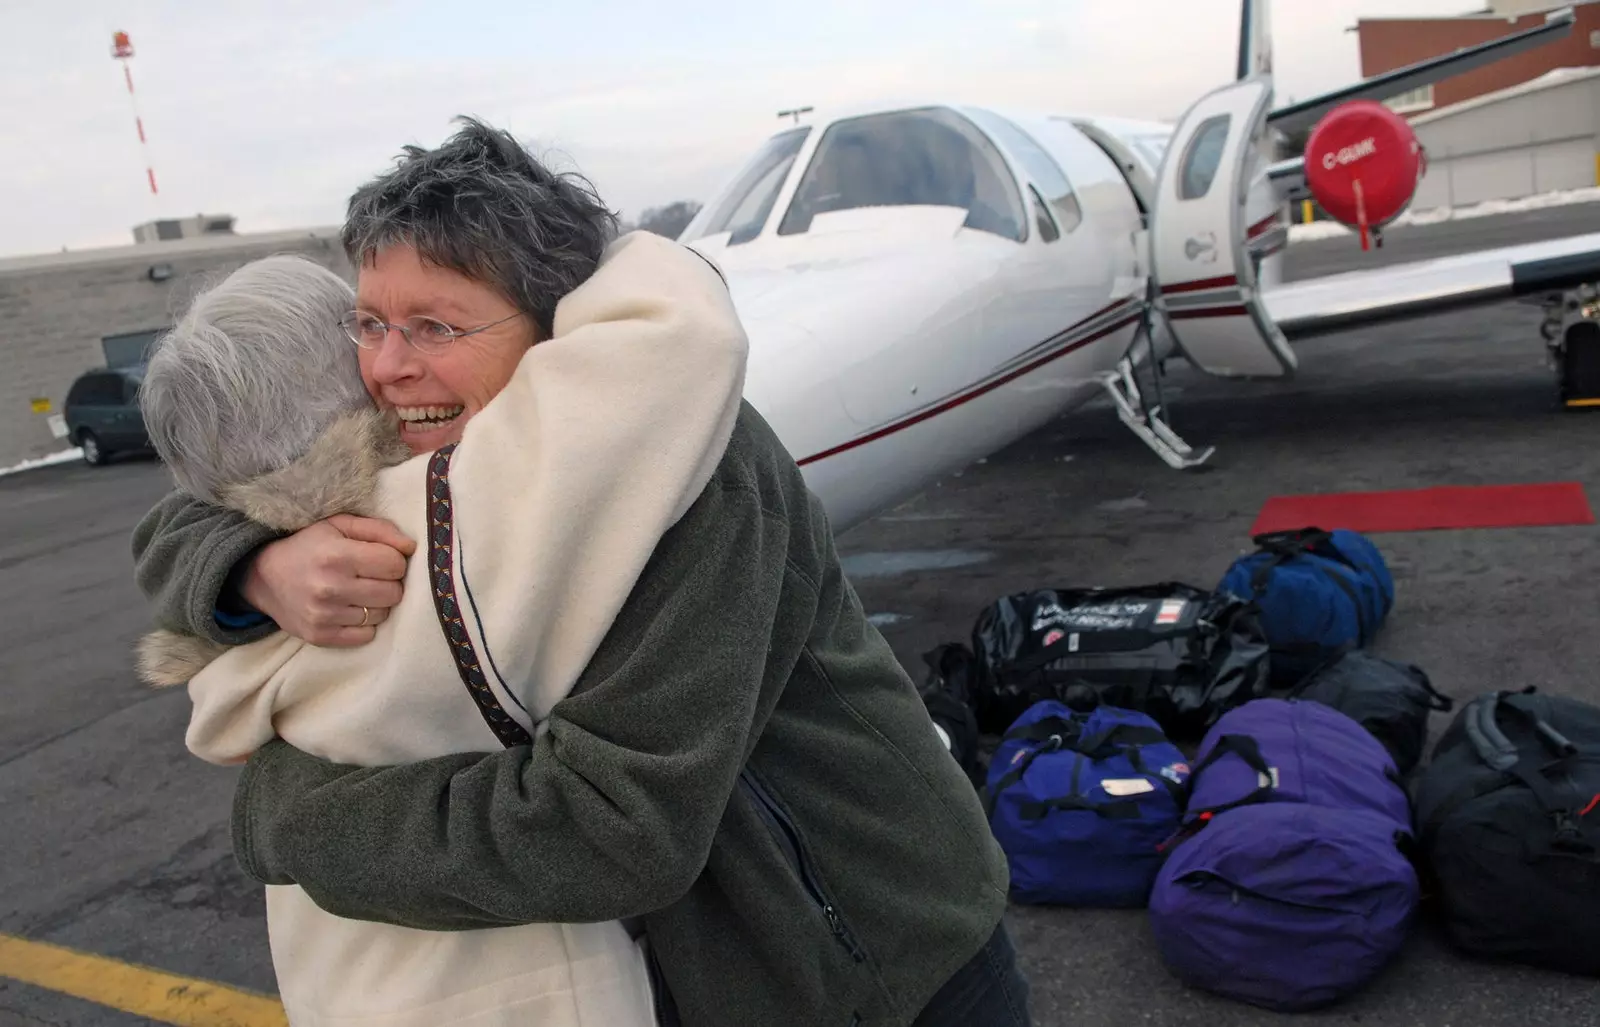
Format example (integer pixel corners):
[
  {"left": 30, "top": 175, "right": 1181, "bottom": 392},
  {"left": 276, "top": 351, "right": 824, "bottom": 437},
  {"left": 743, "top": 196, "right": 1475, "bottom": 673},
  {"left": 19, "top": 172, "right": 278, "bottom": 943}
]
[{"left": 137, "top": 231, "right": 748, "bottom": 1027}]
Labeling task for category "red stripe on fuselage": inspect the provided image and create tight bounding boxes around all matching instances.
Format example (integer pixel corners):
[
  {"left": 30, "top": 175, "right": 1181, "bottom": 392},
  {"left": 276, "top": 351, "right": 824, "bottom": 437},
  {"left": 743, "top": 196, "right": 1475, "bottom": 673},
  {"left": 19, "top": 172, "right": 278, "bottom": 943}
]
[
  {"left": 1159, "top": 274, "right": 1238, "bottom": 296},
  {"left": 797, "top": 304, "right": 1142, "bottom": 467}
]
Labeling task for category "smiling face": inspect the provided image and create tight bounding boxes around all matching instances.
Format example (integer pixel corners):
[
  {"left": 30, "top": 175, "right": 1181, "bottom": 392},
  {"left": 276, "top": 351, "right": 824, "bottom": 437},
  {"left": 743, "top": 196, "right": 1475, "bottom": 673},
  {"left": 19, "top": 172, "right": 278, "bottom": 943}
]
[{"left": 354, "top": 243, "right": 539, "bottom": 453}]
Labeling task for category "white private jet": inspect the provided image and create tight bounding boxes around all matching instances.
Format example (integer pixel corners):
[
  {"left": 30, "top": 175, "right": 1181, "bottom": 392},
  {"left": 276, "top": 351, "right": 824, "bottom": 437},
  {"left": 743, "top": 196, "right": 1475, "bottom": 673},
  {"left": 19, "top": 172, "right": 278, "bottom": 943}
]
[{"left": 679, "top": 0, "right": 1600, "bottom": 534}]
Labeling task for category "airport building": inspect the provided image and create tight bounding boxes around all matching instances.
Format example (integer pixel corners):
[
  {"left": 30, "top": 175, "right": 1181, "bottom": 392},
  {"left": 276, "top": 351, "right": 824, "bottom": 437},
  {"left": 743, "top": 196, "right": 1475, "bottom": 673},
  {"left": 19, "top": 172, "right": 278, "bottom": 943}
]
[
  {"left": 1404, "top": 65, "right": 1600, "bottom": 209},
  {"left": 0, "top": 227, "right": 350, "bottom": 470},
  {"left": 1350, "top": 1, "right": 1600, "bottom": 210},
  {"left": 1357, "top": 0, "right": 1600, "bottom": 115}
]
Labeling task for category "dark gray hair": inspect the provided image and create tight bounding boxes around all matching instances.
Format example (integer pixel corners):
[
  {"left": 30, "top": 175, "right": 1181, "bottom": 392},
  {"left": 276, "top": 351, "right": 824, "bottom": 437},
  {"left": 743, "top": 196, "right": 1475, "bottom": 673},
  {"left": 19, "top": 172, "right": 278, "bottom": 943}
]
[
  {"left": 341, "top": 116, "right": 620, "bottom": 337},
  {"left": 141, "top": 255, "right": 371, "bottom": 504}
]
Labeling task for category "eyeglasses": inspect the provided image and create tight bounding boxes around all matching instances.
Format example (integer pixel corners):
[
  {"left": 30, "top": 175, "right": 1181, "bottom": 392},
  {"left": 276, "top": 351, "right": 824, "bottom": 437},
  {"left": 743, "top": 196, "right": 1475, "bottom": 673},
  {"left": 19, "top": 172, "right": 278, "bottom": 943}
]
[{"left": 339, "top": 309, "right": 525, "bottom": 355}]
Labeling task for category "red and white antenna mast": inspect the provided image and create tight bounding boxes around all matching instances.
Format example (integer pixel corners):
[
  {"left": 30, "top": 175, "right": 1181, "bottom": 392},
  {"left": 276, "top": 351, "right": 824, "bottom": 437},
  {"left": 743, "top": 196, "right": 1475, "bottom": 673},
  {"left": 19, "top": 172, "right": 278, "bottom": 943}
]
[{"left": 111, "top": 31, "right": 158, "bottom": 197}]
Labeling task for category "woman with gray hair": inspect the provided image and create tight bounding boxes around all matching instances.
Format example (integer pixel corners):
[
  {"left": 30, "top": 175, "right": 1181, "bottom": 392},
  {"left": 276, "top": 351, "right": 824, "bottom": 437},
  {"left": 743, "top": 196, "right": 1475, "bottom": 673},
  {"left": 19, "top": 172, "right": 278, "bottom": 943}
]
[
  {"left": 137, "top": 228, "right": 749, "bottom": 1026},
  {"left": 133, "top": 117, "right": 1028, "bottom": 1027}
]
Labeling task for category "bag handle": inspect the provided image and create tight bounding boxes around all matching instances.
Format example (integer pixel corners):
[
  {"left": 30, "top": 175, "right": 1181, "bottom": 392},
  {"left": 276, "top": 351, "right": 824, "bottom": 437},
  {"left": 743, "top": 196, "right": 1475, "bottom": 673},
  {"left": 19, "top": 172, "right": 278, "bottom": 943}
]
[
  {"left": 1013, "top": 794, "right": 1143, "bottom": 821},
  {"left": 1246, "top": 527, "right": 1374, "bottom": 645},
  {"left": 983, "top": 716, "right": 1174, "bottom": 821},
  {"left": 996, "top": 713, "right": 1082, "bottom": 747},
  {"left": 1155, "top": 733, "right": 1280, "bottom": 854},
  {"left": 1073, "top": 721, "right": 1170, "bottom": 758},
  {"left": 985, "top": 745, "right": 1155, "bottom": 824},
  {"left": 1464, "top": 688, "right": 1578, "bottom": 772},
  {"left": 1410, "top": 664, "right": 1454, "bottom": 712},
  {"left": 1463, "top": 689, "right": 1593, "bottom": 850},
  {"left": 1250, "top": 526, "right": 1334, "bottom": 556},
  {"left": 983, "top": 715, "right": 1080, "bottom": 817},
  {"left": 1182, "top": 734, "right": 1279, "bottom": 816}
]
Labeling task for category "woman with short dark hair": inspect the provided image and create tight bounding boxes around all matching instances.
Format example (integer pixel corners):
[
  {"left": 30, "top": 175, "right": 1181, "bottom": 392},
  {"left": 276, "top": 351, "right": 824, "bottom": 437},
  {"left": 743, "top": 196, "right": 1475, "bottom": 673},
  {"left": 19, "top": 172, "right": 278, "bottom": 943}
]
[{"left": 133, "top": 116, "right": 1030, "bottom": 1027}]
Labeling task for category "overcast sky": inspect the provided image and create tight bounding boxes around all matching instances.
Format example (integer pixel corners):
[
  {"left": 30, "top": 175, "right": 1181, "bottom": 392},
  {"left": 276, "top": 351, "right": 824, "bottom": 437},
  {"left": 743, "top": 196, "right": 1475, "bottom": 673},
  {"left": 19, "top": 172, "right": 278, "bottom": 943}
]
[{"left": 2, "top": 0, "right": 1480, "bottom": 258}]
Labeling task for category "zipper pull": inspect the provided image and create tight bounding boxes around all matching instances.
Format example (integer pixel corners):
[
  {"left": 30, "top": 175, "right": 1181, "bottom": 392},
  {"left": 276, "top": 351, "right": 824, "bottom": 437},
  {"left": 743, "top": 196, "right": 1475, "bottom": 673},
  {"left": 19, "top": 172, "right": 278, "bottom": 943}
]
[{"left": 824, "top": 904, "right": 867, "bottom": 963}]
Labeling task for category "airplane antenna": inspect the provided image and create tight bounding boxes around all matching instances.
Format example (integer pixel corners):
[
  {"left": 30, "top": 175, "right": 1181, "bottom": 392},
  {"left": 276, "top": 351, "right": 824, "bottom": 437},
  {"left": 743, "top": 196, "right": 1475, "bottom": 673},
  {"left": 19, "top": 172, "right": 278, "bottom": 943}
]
[{"left": 777, "top": 106, "right": 814, "bottom": 125}]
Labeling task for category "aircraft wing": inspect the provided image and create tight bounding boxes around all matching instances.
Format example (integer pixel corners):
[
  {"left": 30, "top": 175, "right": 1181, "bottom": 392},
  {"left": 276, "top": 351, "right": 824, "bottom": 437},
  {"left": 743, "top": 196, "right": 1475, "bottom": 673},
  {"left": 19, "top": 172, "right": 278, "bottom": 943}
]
[
  {"left": 1265, "top": 232, "right": 1600, "bottom": 341},
  {"left": 1267, "top": 6, "right": 1577, "bottom": 136}
]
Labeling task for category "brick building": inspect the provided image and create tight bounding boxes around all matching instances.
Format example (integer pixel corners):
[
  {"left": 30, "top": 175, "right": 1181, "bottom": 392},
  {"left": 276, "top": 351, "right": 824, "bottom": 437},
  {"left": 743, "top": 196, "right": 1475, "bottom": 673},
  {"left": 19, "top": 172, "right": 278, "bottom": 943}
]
[{"left": 1356, "top": 0, "right": 1600, "bottom": 115}]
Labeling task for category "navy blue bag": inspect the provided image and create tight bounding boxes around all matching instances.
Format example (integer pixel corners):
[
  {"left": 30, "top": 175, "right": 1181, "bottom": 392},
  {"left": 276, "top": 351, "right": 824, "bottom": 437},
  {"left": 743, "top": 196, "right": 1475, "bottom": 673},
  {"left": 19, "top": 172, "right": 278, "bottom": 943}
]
[
  {"left": 983, "top": 701, "right": 1191, "bottom": 907},
  {"left": 1218, "top": 527, "right": 1395, "bottom": 685}
]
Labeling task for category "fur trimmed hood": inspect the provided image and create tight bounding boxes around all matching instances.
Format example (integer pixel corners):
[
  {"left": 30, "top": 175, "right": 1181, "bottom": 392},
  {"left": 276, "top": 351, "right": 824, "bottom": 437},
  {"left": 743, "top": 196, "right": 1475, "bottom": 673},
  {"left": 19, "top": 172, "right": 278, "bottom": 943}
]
[{"left": 136, "top": 407, "right": 412, "bottom": 688}]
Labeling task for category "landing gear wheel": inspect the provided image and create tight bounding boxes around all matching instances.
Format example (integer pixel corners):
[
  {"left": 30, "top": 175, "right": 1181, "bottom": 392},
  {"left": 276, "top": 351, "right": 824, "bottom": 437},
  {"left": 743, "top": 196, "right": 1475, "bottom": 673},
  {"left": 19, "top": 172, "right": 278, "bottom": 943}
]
[
  {"left": 79, "top": 431, "right": 104, "bottom": 466},
  {"left": 1558, "top": 321, "right": 1600, "bottom": 411}
]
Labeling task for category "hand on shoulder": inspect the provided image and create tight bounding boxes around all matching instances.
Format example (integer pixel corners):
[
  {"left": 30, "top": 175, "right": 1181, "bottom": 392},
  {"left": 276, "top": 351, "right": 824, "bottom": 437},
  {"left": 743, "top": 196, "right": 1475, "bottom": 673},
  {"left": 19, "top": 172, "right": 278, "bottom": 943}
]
[{"left": 241, "top": 514, "right": 416, "bottom": 647}]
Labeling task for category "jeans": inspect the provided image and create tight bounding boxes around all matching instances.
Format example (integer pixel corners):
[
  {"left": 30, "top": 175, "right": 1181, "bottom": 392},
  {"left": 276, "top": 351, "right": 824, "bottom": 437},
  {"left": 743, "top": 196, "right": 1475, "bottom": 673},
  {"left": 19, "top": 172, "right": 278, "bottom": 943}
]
[{"left": 909, "top": 920, "right": 1033, "bottom": 1027}]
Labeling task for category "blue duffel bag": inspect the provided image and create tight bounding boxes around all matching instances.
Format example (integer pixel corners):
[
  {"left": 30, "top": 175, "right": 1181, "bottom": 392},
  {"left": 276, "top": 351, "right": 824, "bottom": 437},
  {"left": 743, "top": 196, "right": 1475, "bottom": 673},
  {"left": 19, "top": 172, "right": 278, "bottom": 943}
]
[
  {"left": 983, "top": 700, "right": 1191, "bottom": 907},
  {"left": 1218, "top": 527, "right": 1394, "bottom": 686}
]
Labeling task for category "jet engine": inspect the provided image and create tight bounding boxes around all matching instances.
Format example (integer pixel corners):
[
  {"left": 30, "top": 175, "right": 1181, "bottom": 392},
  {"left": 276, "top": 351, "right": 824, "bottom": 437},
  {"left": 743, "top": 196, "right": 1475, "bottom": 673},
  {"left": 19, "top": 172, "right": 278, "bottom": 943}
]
[{"left": 1301, "top": 100, "right": 1426, "bottom": 251}]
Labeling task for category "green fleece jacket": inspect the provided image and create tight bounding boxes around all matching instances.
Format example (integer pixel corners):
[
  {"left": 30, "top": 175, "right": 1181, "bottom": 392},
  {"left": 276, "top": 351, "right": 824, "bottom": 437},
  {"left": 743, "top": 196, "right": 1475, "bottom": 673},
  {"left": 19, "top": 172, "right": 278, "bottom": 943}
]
[{"left": 130, "top": 401, "right": 1012, "bottom": 1027}]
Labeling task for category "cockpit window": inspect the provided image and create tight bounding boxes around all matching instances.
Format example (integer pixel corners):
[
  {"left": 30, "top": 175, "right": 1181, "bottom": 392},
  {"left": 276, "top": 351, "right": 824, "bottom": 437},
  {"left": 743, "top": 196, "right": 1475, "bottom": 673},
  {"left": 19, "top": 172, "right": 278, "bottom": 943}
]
[
  {"left": 692, "top": 126, "right": 810, "bottom": 244},
  {"left": 776, "top": 107, "right": 1025, "bottom": 241},
  {"left": 1178, "top": 115, "right": 1230, "bottom": 200},
  {"left": 963, "top": 109, "right": 1082, "bottom": 236}
]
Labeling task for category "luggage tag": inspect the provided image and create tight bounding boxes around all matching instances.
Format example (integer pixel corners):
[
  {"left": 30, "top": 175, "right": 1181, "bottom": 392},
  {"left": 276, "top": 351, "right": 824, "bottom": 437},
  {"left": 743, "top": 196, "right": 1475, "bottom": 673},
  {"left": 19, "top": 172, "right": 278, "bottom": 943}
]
[{"left": 1101, "top": 778, "right": 1157, "bottom": 796}]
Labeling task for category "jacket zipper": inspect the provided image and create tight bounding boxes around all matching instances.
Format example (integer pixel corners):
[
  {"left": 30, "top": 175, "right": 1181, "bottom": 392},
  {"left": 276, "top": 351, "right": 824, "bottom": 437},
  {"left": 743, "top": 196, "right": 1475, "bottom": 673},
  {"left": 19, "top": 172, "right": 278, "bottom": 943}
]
[{"left": 741, "top": 769, "right": 868, "bottom": 963}]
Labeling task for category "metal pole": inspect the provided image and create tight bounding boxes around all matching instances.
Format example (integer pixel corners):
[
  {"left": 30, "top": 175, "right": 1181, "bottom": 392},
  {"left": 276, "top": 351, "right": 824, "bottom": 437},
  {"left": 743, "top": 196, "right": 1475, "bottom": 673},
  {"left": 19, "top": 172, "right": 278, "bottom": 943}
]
[{"left": 112, "top": 32, "right": 157, "bottom": 198}]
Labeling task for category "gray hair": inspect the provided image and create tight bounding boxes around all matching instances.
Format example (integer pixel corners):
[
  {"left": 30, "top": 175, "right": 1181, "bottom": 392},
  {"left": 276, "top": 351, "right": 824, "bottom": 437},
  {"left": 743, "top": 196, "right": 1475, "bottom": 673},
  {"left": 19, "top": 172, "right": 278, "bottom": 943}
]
[
  {"left": 341, "top": 116, "right": 620, "bottom": 337},
  {"left": 141, "top": 254, "right": 371, "bottom": 504}
]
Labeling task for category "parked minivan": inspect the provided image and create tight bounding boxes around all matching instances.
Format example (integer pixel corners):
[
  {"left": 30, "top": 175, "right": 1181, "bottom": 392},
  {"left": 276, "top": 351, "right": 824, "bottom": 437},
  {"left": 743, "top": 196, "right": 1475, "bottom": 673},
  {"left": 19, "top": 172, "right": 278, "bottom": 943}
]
[{"left": 63, "top": 366, "right": 149, "bottom": 466}]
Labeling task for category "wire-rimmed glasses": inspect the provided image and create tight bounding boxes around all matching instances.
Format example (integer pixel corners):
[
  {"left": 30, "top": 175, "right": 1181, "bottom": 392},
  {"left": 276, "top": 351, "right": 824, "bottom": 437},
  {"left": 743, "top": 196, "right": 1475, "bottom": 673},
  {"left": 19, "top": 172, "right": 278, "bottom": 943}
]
[{"left": 339, "top": 310, "right": 525, "bottom": 355}]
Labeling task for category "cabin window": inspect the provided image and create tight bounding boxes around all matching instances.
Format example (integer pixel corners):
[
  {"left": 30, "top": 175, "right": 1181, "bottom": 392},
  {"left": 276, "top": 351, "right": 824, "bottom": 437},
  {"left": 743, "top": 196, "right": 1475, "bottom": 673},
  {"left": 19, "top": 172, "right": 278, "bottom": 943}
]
[
  {"left": 1178, "top": 114, "right": 1230, "bottom": 201},
  {"left": 693, "top": 126, "right": 810, "bottom": 244},
  {"left": 1028, "top": 186, "right": 1059, "bottom": 243},
  {"left": 776, "top": 107, "right": 1025, "bottom": 241},
  {"left": 964, "top": 110, "right": 1082, "bottom": 237}
]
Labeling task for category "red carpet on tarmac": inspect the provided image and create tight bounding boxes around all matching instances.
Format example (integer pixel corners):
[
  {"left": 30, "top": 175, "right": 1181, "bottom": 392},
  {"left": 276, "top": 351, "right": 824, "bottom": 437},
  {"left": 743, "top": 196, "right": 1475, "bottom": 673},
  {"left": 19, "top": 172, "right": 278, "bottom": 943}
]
[{"left": 1250, "top": 482, "right": 1596, "bottom": 536}]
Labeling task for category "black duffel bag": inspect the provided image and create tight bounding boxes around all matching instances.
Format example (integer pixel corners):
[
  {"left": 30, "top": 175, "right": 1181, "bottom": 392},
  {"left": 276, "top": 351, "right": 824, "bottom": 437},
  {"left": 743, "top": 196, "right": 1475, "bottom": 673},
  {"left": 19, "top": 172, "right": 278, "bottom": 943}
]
[
  {"left": 969, "top": 583, "right": 1271, "bottom": 741},
  {"left": 1413, "top": 687, "right": 1600, "bottom": 977},
  {"left": 1291, "top": 650, "right": 1453, "bottom": 777},
  {"left": 918, "top": 643, "right": 984, "bottom": 787}
]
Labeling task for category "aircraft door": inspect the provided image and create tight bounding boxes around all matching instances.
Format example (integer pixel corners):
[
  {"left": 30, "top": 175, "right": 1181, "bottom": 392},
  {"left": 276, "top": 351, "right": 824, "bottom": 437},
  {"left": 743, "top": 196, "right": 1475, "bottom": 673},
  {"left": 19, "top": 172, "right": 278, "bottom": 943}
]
[{"left": 1150, "top": 74, "right": 1296, "bottom": 378}]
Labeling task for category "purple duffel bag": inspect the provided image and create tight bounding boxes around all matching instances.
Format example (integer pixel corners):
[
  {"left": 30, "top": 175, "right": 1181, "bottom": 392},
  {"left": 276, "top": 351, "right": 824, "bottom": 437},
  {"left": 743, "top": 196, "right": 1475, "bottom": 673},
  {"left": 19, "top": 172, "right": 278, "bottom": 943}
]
[
  {"left": 1148, "top": 699, "right": 1420, "bottom": 1012},
  {"left": 1179, "top": 696, "right": 1413, "bottom": 825}
]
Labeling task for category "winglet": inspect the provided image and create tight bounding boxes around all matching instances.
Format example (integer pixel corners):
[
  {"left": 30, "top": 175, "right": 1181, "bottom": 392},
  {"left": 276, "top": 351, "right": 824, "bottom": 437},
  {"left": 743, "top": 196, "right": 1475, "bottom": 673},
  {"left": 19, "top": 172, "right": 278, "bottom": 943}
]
[{"left": 1237, "top": 0, "right": 1273, "bottom": 81}]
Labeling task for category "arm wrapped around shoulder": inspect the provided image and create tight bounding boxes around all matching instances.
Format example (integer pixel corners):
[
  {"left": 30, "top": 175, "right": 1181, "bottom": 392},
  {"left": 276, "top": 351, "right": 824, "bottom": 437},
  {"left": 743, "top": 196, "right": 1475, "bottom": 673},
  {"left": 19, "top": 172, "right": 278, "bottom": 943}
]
[
  {"left": 232, "top": 463, "right": 798, "bottom": 928},
  {"left": 441, "top": 230, "right": 752, "bottom": 725}
]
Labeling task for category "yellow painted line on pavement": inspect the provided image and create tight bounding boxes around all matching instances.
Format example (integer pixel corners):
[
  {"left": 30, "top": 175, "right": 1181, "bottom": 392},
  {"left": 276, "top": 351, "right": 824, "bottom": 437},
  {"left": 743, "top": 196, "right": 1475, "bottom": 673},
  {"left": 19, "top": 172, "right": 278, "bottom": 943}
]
[{"left": 0, "top": 932, "right": 286, "bottom": 1027}]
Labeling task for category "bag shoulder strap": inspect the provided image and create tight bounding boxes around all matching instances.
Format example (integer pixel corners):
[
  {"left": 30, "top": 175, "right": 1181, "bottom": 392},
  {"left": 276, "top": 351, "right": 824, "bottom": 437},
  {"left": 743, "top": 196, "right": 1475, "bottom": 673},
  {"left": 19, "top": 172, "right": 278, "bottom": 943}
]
[{"left": 427, "top": 444, "right": 534, "bottom": 749}]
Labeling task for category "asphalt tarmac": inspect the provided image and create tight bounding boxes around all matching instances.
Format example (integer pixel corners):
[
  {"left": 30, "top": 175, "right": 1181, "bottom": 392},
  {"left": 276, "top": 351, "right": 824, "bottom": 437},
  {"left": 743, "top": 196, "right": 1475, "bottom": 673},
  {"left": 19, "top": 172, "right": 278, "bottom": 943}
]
[{"left": 3, "top": 202, "right": 1600, "bottom": 1025}]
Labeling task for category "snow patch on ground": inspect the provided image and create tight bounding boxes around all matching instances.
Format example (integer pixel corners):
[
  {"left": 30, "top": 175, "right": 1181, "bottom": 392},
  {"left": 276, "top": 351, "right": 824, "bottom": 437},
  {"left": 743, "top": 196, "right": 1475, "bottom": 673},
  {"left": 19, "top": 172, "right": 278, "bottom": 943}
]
[
  {"left": 1287, "top": 220, "right": 1354, "bottom": 242},
  {"left": 1289, "top": 185, "right": 1600, "bottom": 243},
  {"left": 0, "top": 447, "right": 84, "bottom": 478}
]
